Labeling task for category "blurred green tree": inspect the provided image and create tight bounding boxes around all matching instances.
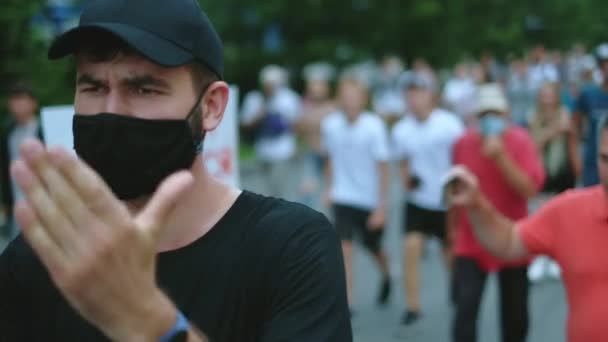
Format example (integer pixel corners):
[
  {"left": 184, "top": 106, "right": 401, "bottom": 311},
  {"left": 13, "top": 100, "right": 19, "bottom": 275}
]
[{"left": 1, "top": 0, "right": 608, "bottom": 115}]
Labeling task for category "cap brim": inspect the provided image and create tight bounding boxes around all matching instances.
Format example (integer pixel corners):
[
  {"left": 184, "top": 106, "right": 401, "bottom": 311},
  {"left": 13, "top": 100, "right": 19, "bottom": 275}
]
[
  {"left": 48, "top": 23, "right": 194, "bottom": 67},
  {"left": 475, "top": 106, "right": 508, "bottom": 116}
]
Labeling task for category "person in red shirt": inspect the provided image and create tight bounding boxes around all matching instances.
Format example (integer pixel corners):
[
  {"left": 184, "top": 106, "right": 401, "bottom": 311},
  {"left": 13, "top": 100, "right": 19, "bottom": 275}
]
[
  {"left": 446, "top": 103, "right": 608, "bottom": 342},
  {"left": 449, "top": 83, "right": 545, "bottom": 342}
]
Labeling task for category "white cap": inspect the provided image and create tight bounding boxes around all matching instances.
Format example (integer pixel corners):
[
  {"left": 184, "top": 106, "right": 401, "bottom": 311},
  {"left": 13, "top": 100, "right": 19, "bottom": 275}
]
[
  {"left": 582, "top": 55, "right": 597, "bottom": 71},
  {"left": 303, "top": 62, "right": 335, "bottom": 82},
  {"left": 595, "top": 43, "right": 608, "bottom": 61},
  {"left": 475, "top": 83, "right": 509, "bottom": 115},
  {"left": 260, "top": 65, "right": 288, "bottom": 86}
]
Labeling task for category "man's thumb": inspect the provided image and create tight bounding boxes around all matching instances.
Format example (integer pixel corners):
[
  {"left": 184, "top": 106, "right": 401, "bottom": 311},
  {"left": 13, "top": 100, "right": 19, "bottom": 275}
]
[{"left": 135, "top": 171, "right": 194, "bottom": 236}]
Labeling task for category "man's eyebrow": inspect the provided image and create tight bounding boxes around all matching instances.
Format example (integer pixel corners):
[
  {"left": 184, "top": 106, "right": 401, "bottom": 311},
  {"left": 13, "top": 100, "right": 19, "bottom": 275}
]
[
  {"left": 77, "top": 74, "right": 107, "bottom": 88},
  {"left": 122, "top": 74, "right": 171, "bottom": 89}
]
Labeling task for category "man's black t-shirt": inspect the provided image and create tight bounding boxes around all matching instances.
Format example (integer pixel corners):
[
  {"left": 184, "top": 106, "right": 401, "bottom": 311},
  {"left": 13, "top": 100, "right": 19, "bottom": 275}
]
[{"left": 0, "top": 191, "right": 352, "bottom": 341}]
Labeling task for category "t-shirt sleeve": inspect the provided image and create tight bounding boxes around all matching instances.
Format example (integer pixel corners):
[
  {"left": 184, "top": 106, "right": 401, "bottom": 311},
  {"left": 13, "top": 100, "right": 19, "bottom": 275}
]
[
  {"left": 262, "top": 215, "right": 352, "bottom": 342},
  {"left": 391, "top": 123, "right": 409, "bottom": 161},
  {"left": 514, "top": 131, "right": 546, "bottom": 191},
  {"left": 447, "top": 118, "right": 466, "bottom": 148},
  {"left": 0, "top": 241, "right": 31, "bottom": 341},
  {"left": 240, "top": 91, "right": 264, "bottom": 124},
  {"left": 281, "top": 92, "right": 302, "bottom": 123},
  {"left": 372, "top": 119, "right": 391, "bottom": 162},
  {"left": 319, "top": 119, "right": 330, "bottom": 156},
  {"left": 452, "top": 118, "right": 466, "bottom": 141},
  {"left": 517, "top": 192, "right": 568, "bottom": 257}
]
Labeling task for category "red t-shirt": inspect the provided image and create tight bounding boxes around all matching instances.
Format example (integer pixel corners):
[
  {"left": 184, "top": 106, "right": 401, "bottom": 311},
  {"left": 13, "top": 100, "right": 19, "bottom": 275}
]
[
  {"left": 518, "top": 186, "right": 608, "bottom": 342},
  {"left": 452, "top": 127, "right": 545, "bottom": 271}
]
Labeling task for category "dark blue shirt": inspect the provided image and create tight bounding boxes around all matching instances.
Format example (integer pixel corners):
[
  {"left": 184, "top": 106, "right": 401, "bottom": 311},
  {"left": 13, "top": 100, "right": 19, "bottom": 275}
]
[{"left": 576, "top": 85, "right": 608, "bottom": 186}]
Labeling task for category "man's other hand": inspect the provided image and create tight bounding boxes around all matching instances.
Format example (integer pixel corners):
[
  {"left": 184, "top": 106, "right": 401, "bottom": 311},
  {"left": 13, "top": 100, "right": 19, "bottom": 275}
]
[{"left": 444, "top": 166, "right": 482, "bottom": 209}]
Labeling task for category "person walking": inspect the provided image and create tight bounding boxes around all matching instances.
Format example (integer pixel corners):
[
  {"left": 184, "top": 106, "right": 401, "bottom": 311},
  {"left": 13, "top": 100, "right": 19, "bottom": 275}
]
[
  {"left": 446, "top": 111, "right": 608, "bottom": 342},
  {"left": 322, "top": 74, "right": 392, "bottom": 311},
  {"left": 0, "top": 0, "right": 351, "bottom": 340},
  {"left": 449, "top": 83, "right": 545, "bottom": 342},
  {"left": 392, "top": 72, "right": 465, "bottom": 325},
  {"left": 527, "top": 82, "right": 578, "bottom": 282}
]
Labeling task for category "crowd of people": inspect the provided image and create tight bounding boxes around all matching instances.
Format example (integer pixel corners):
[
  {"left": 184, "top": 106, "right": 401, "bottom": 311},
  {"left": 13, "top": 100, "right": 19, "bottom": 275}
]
[{"left": 238, "top": 43, "right": 608, "bottom": 341}]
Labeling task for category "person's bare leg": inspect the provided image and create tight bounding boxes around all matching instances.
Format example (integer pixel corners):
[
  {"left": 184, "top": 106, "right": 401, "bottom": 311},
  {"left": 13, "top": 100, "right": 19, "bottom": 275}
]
[
  {"left": 341, "top": 240, "right": 354, "bottom": 307},
  {"left": 373, "top": 249, "right": 392, "bottom": 305},
  {"left": 404, "top": 232, "right": 425, "bottom": 312},
  {"left": 373, "top": 250, "right": 390, "bottom": 276}
]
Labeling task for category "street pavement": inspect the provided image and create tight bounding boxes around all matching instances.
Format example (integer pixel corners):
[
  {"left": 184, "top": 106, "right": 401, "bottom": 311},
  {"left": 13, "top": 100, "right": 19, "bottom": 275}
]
[{"left": 241, "top": 159, "right": 567, "bottom": 342}]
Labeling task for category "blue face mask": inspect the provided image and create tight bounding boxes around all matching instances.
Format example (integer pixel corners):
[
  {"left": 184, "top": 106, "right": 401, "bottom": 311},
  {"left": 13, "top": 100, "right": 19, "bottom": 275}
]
[{"left": 479, "top": 114, "right": 507, "bottom": 136}]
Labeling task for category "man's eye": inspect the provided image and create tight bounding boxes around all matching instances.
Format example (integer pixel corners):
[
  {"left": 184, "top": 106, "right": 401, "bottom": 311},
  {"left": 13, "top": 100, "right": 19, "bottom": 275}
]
[
  {"left": 136, "top": 88, "right": 158, "bottom": 95},
  {"left": 81, "top": 86, "right": 106, "bottom": 94}
]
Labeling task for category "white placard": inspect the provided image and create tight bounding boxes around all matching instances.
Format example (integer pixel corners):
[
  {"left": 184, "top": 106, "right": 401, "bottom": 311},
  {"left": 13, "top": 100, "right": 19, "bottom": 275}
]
[
  {"left": 202, "top": 86, "right": 240, "bottom": 187},
  {"left": 40, "top": 86, "right": 240, "bottom": 188},
  {"left": 40, "top": 105, "right": 75, "bottom": 151}
]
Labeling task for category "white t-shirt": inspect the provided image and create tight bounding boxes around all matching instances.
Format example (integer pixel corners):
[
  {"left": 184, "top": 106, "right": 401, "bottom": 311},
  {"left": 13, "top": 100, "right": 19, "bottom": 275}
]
[
  {"left": 241, "top": 87, "right": 301, "bottom": 161},
  {"left": 442, "top": 77, "right": 477, "bottom": 117},
  {"left": 8, "top": 119, "right": 39, "bottom": 204},
  {"left": 528, "top": 62, "right": 559, "bottom": 91},
  {"left": 322, "top": 111, "right": 390, "bottom": 210},
  {"left": 392, "top": 109, "right": 464, "bottom": 210}
]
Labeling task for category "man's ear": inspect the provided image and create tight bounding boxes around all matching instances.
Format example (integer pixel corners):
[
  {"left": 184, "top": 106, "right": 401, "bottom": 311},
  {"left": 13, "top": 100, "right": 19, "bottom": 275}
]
[{"left": 201, "top": 81, "right": 230, "bottom": 133}]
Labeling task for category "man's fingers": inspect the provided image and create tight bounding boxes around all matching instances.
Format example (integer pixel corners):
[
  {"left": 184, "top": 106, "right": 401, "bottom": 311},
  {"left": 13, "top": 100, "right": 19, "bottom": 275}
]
[
  {"left": 11, "top": 159, "right": 78, "bottom": 252},
  {"left": 14, "top": 200, "right": 68, "bottom": 274},
  {"left": 20, "top": 141, "right": 92, "bottom": 228},
  {"left": 48, "top": 146, "right": 130, "bottom": 224},
  {"left": 450, "top": 166, "right": 477, "bottom": 187},
  {"left": 135, "top": 171, "right": 193, "bottom": 238}
]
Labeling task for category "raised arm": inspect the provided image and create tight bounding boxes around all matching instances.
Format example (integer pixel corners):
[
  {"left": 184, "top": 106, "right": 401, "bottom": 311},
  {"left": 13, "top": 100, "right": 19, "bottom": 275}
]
[
  {"left": 9, "top": 139, "right": 210, "bottom": 342},
  {"left": 446, "top": 167, "right": 529, "bottom": 260}
]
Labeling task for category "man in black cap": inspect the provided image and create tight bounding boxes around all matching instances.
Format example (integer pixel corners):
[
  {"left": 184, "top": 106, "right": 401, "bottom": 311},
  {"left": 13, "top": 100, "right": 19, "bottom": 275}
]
[{"left": 0, "top": 1, "right": 352, "bottom": 341}]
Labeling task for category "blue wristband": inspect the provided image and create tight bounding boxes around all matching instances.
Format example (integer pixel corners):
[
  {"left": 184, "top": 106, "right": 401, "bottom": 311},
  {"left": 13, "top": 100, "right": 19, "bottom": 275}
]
[{"left": 159, "top": 311, "right": 190, "bottom": 342}]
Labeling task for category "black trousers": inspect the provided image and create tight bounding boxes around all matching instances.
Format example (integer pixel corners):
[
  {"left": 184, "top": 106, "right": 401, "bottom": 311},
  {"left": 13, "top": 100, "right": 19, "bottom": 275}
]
[{"left": 452, "top": 257, "right": 529, "bottom": 342}]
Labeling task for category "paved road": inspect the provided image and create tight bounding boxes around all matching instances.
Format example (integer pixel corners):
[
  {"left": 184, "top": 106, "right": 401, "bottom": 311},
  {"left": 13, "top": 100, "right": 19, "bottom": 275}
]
[{"left": 242, "top": 160, "right": 568, "bottom": 342}]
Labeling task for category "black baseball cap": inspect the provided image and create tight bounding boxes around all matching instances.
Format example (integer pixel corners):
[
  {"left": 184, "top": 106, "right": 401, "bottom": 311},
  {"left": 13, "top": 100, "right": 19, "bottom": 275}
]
[{"left": 48, "top": 0, "right": 224, "bottom": 79}]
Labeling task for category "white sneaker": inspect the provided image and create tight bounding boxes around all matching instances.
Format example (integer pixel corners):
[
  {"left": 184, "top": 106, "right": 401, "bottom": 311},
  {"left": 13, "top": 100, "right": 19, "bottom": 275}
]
[
  {"left": 547, "top": 260, "right": 562, "bottom": 280},
  {"left": 528, "top": 257, "right": 546, "bottom": 283}
]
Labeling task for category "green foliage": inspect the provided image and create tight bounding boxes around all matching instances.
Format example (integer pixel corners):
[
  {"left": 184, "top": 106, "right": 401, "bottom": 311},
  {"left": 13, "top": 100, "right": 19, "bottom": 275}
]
[{"left": 2, "top": 0, "right": 608, "bottom": 116}]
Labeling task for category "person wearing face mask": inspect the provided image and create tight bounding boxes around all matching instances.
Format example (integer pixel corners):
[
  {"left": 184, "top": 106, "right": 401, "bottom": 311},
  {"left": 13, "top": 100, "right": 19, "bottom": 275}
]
[
  {"left": 0, "top": 0, "right": 352, "bottom": 341},
  {"left": 449, "top": 83, "right": 545, "bottom": 342}
]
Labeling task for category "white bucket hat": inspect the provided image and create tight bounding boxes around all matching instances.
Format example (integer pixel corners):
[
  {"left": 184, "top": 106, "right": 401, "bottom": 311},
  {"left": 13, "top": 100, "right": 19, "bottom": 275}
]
[{"left": 475, "top": 83, "right": 509, "bottom": 115}]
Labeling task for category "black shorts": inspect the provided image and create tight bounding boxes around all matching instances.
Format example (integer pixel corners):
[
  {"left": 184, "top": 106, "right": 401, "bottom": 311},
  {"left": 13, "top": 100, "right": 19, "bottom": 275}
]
[
  {"left": 404, "top": 202, "right": 447, "bottom": 244},
  {"left": 333, "top": 204, "right": 383, "bottom": 254}
]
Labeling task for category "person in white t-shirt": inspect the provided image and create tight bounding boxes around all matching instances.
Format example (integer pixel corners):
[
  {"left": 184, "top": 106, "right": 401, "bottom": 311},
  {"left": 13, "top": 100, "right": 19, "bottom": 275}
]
[
  {"left": 322, "top": 75, "right": 392, "bottom": 311},
  {"left": 241, "top": 65, "right": 301, "bottom": 200},
  {"left": 528, "top": 45, "right": 560, "bottom": 91},
  {"left": 392, "top": 72, "right": 465, "bottom": 326},
  {"left": 442, "top": 63, "right": 477, "bottom": 119}
]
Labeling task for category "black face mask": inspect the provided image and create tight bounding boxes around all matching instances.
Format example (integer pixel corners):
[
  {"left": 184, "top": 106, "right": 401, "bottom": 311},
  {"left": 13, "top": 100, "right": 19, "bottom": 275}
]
[{"left": 73, "top": 91, "right": 205, "bottom": 200}]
